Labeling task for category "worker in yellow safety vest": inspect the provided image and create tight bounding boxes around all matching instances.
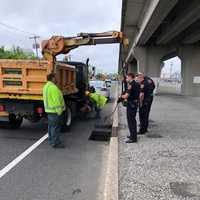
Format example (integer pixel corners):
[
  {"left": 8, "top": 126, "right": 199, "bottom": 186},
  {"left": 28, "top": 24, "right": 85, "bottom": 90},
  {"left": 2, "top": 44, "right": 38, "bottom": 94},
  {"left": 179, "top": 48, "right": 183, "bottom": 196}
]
[
  {"left": 85, "top": 86, "right": 107, "bottom": 118},
  {"left": 43, "top": 73, "right": 65, "bottom": 148}
]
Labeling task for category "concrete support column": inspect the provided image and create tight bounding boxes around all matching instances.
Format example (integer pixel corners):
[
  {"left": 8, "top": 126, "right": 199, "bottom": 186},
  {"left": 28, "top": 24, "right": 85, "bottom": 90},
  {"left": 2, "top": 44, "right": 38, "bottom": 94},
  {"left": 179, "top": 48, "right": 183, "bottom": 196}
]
[
  {"left": 127, "top": 58, "right": 138, "bottom": 73},
  {"left": 133, "top": 46, "right": 166, "bottom": 77},
  {"left": 179, "top": 46, "right": 200, "bottom": 96}
]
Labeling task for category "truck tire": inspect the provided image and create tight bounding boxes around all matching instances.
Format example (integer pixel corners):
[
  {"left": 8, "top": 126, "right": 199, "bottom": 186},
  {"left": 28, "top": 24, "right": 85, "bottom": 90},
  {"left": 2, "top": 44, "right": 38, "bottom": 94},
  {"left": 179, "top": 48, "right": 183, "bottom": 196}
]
[
  {"left": 62, "top": 106, "right": 72, "bottom": 132},
  {"left": 9, "top": 114, "right": 23, "bottom": 129}
]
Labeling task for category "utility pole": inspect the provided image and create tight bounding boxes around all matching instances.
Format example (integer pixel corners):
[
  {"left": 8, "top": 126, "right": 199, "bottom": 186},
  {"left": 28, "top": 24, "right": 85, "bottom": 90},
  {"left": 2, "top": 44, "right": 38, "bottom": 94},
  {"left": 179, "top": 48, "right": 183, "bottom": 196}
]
[{"left": 29, "top": 35, "right": 40, "bottom": 58}]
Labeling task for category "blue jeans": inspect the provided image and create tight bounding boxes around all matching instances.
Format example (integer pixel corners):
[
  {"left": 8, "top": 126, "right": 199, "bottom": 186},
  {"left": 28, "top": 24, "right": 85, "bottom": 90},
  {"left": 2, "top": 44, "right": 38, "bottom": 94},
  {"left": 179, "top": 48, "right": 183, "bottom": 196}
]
[
  {"left": 95, "top": 106, "right": 101, "bottom": 118},
  {"left": 47, "top": 113, "right": 62, "bottom": 146}
]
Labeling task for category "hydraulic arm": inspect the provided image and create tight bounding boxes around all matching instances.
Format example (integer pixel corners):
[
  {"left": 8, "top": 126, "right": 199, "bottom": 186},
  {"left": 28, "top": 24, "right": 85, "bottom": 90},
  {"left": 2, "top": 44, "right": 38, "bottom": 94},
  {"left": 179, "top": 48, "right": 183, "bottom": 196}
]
[{"left": 41, "top": 31, "right": 129, "bottom": 64}]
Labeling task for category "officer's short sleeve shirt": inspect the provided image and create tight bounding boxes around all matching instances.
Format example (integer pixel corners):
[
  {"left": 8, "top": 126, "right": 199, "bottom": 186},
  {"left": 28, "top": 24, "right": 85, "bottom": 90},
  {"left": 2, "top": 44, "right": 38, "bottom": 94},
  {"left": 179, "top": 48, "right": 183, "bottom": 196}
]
[{"left": 127, "top": 80, "right": 140, "bottom": 102}]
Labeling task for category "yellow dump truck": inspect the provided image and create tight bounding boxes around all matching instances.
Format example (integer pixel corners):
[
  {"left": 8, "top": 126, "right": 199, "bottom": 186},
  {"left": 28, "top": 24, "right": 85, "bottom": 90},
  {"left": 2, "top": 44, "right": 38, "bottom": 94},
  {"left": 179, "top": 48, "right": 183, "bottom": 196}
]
[
  {"left": 0, "top": 31, "right": 128, "bottom": 128},
  {"left": 0, "top": 59, "right": 77, "bottom": 128}
]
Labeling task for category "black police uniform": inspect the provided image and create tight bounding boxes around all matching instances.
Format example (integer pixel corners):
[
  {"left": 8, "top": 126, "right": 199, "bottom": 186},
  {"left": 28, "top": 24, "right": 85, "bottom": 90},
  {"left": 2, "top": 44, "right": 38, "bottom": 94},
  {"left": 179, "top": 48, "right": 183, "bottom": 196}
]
[
  {"left": 139, "top": 76, "right": 155, "bottom": 134},
  {"left": 126, "top": 80, "right": 140, "bottom": 142}
]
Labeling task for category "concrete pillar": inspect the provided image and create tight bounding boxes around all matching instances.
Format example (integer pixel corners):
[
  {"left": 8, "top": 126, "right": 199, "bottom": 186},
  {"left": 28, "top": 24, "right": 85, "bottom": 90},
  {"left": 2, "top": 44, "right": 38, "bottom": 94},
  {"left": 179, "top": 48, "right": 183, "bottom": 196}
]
[
  {"left": 133, "top": 46, "right": 165, "bottom": 77},
  {"left": 179, "top": 46, "right": 200, "bottom": 96},
  {"left": 127, "top": 58, "right": 138, "bottom": 73}
]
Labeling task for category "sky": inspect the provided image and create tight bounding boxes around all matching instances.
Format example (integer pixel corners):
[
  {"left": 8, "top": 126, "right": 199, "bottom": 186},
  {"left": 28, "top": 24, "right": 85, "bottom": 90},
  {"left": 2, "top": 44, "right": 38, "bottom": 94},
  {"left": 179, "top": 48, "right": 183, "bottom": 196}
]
[
  {"left": 0, "top": 0, "right": 122, "bottom": 73},
  {"left": 161, "top": 57, "right": 181, "bottom": 77}
]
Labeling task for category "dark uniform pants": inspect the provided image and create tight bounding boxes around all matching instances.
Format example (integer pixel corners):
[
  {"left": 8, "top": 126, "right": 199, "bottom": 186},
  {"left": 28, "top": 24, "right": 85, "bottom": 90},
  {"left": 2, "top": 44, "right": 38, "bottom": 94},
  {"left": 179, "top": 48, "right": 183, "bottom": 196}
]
[
  {"left": 126, "top": 102, "right": 138, "bottom": 141},
  {"left": 139, "top": 96, "right": 153, "bottom": 133}
]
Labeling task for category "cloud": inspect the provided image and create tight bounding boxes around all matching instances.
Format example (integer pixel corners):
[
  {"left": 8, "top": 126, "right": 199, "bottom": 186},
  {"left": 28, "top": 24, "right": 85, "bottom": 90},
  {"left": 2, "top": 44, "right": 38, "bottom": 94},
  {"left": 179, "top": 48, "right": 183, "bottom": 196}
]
[{"left": 0, "top": 0, "right": 122, "bottom": 73}]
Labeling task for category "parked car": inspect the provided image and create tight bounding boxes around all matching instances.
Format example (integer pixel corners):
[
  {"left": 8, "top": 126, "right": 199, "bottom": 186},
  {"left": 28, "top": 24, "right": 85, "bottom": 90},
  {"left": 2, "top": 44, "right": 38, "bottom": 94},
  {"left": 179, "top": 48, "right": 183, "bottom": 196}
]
[
  {"left": 105, "top": 79, "right": 112, "bottom": 88},
  {"left": 89, "top": 80, "right": 110, "bottom": 101}
]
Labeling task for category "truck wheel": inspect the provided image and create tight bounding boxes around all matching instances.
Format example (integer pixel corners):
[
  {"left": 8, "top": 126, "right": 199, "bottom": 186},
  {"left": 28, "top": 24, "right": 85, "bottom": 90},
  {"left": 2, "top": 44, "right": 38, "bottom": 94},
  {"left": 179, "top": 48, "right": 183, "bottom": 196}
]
[
  {"left": 9, "top": 114, "right": 23, "bottom": 129},
  {"left": 62, "top": 106, "right": 72, "bottom": 132}
]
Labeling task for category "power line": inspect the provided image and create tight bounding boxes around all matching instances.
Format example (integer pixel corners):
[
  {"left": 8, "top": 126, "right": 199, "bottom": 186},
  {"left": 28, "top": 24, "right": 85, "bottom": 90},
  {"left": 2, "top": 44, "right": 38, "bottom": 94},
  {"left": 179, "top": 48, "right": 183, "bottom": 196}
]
[
  {"left": 0, "top": 21, "right": 36, "bottom": 36},
  {"left": 0, "top": 21, "right": 46, "bottom": 57}
]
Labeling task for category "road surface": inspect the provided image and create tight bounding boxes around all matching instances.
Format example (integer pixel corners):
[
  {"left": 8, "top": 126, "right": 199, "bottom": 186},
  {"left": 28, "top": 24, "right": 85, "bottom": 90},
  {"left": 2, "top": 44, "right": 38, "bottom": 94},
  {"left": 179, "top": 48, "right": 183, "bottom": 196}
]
[{"left": 0, "top": 83, "right": 117, "bottom": 200}]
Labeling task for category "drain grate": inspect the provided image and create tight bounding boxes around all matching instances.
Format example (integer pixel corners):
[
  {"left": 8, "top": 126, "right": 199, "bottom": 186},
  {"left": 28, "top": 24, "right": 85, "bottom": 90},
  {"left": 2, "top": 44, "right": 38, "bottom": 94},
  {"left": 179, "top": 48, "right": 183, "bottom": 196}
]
[
  {"left": 94, "top": 124, "right": 112, "bottom": 129},
  {"left": 170, "top": 182, "right": 200, "bottom": 198},
  {"left": 89, "top": 123, "right": 112, "bottom": 141}
]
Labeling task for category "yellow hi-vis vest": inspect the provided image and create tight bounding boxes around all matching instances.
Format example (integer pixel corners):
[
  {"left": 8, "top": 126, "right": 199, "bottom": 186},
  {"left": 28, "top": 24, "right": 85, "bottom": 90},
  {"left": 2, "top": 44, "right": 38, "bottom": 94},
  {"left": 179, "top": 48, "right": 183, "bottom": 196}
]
[
  {"left": 43, "top": 81, "right": 65, "bottom": 115},
  {"left": 89, "top": 92, "right": 107, "bottom": 108}
]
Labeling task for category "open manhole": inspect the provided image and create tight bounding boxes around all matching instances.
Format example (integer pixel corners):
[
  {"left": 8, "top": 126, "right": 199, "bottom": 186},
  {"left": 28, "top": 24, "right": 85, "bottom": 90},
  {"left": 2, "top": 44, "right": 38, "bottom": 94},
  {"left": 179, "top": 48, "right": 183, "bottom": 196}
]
[
  {"left": 94, "top": 123, "right": 112, "bottom": 129},
  {"left": 89, "top": 122, "right": 112, "bottom": 141},
  {"left": 170, "top": 182, "right": 200, "bottom": 198}
]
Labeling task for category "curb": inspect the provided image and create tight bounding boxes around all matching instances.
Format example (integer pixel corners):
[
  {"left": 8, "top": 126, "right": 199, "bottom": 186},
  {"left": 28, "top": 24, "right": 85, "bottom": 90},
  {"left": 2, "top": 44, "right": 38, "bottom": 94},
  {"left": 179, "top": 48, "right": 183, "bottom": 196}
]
[{"left": 103, "top": 84, "right": 119, "bottom": 200}]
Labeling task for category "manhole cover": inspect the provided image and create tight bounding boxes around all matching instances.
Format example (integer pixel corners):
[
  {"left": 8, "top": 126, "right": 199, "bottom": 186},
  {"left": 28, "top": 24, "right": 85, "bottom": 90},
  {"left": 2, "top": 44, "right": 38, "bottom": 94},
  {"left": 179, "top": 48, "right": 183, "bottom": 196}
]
[
  {"left": 89, "top": 122, "right": 112, "bottom": 141},
  {"left": 170, "top": 182, "right": 200, "bottom": 198},
  {"left": 89, "top": 129, "right": 111, "bottom": 141},
  {"left": 157, "top": 150, "right": 177, "bottom": 158}
]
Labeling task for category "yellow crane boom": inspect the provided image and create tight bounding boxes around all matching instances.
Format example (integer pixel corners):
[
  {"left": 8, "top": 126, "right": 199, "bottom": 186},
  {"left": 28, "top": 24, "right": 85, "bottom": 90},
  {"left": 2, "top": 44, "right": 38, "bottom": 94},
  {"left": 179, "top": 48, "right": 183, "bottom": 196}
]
[{"left": 41, "top": 31, "right": 129, "bottom": 63}]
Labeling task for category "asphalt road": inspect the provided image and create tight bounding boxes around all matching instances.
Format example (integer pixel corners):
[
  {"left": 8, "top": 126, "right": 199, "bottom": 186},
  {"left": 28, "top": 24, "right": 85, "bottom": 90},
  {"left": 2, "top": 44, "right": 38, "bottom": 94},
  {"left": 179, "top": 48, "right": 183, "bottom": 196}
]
[{"left": 0, "top": 83, "right": 117, "bottom": 200}]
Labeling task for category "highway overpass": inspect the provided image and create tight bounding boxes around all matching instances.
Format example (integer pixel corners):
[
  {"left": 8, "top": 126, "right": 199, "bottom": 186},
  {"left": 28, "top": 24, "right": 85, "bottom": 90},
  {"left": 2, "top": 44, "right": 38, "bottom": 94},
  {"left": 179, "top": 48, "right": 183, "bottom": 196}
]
[{"left": 120, "top": 0, "right": 200, "bottom": 96}]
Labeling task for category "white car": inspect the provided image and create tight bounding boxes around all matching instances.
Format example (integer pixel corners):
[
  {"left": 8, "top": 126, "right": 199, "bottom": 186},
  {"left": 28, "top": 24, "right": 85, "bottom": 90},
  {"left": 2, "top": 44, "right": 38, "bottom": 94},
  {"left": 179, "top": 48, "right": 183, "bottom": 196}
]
[
  {"left": 105, "top": 79, "right": 112, "bottom": 88},
  {"left": 89, "top": 80, "right": 111, "bottom": 101}
]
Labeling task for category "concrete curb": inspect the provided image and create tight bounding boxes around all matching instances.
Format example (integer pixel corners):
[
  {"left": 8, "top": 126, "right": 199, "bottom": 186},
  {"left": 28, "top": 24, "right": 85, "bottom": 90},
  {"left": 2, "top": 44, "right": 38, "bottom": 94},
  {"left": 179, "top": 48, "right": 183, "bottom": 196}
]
[{"left": 103, "top": 84, "right": 119, "bottom": 200}]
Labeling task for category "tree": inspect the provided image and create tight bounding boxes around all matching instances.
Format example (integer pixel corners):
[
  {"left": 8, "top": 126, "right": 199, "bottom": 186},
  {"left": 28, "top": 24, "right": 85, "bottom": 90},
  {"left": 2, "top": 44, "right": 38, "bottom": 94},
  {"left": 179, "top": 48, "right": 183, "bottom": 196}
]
[
  {"left": 0, "top": 46, "right": 37, "bottom": 59},
  {"left": 96, "top": 73, "right": 107, "bottom": 80}
]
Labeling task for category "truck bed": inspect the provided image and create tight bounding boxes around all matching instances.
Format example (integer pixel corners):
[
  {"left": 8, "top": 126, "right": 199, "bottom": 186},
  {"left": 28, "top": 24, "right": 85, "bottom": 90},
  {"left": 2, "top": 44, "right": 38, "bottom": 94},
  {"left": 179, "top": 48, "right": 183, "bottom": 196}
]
[{"left": 0, "top": 59, "right": 77, "bottom": 100}]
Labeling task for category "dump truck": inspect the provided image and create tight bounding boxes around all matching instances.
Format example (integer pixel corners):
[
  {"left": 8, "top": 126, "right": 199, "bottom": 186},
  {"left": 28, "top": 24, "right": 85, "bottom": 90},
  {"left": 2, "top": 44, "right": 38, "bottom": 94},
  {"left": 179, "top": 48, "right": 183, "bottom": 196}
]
[{"left": 0, "top": 31, "right": 128, "bottom": 129}]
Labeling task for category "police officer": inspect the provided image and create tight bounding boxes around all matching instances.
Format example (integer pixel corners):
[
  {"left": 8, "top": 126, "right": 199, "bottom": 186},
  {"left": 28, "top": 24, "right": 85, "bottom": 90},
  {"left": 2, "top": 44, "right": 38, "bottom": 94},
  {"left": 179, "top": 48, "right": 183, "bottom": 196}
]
[
  {"left": 137, "top": 73, "right": 155, "bottom": 134},
  {"left": 119, "top": 73, "right": 140, "bottom": 143}
]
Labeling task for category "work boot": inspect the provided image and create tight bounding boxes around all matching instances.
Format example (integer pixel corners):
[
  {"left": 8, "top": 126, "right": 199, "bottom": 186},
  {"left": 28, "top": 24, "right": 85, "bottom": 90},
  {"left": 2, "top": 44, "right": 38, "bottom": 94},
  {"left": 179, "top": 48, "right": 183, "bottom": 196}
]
[
  {"left": 52, "top": 143, "right": 65, "bottom": 148},
  {"left": 125, "top": 139, "right": 137, "bottom": 143},
  {"left": 138, "top": 130, "right": 147, "bottom": 135}
]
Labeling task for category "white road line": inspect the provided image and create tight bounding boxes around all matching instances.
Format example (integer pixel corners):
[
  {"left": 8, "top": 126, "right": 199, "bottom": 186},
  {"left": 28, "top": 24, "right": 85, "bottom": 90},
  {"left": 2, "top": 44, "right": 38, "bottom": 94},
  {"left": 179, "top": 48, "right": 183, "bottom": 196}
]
[{"left": 0, "top": 133, "right": 48, "bottom": 179}]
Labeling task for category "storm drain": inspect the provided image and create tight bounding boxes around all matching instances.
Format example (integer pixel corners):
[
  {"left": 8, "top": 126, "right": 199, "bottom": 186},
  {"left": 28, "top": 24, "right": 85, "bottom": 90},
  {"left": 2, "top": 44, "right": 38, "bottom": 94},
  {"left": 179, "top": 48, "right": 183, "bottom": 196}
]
[
  {"left": 170, "top": 182, "right": 200, "bottom": 198},
  {"left": 94, "top": 123, "right": 112, "bottom": 129},
  {"left": 89, "top": 122, "right": 112, "bottom": 141}
]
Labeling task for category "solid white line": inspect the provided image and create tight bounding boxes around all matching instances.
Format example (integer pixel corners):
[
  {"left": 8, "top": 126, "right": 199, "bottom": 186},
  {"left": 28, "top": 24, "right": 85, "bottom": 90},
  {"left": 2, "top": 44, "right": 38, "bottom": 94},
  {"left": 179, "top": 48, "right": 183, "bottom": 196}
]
[{"left": 0, "top": 133, "right": 48, "bottom": 179}]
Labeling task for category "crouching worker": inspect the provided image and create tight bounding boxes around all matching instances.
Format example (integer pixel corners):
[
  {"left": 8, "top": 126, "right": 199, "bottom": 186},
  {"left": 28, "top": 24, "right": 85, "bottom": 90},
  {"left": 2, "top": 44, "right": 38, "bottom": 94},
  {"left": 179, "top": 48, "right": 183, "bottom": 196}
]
[
  {"left": 43, "top": 73, "right": 65, "bottom": 148},
  {"left": 85, "top": 86, "right": 107, "bottom": 118}
]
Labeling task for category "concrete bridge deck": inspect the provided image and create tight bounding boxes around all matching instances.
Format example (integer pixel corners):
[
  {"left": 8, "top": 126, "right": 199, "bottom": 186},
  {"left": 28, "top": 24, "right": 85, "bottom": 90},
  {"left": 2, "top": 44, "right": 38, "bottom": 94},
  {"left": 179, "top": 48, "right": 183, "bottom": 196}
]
[{"left": 119, "top": 93, "right": 200, "bottom": 200}]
